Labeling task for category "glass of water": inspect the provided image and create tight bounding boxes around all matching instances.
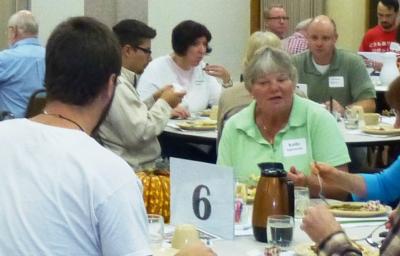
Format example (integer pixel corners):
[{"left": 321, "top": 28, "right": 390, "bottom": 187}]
[
  {"left": 294, "top": 186, "right": 310, "bottom": 218},
  {"left": 147, "top": 214, "right": 164, "bottom": 251},
  {"left": 344, "top": 109, "right": 359, "bottom": 129},
  {"left": 267, "top": 215, "right": 294, "bottom": 247}
]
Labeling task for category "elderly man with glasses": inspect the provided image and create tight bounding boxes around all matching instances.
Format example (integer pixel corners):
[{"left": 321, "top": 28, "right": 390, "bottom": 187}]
[
  {"left": 264, "top": 4, "right": 289, "bottom": 39},
  {"left": 0, "top": 10, "right": 45, "bottom": 118}
]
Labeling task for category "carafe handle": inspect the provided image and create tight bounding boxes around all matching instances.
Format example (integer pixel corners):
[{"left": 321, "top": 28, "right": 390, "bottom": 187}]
[{"left": 287, "top": 180, "right": 294, "bottom": 217}]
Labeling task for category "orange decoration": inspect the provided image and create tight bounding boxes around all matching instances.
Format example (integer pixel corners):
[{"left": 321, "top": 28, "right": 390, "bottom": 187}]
[{"left": 137, "top": 169, "right": 170, "bottom": 223}]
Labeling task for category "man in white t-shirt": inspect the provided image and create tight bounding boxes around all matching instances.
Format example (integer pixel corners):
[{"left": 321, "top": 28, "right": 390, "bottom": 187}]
[{"left": 0, "top": 16, "right": 215, "bottom": 256}]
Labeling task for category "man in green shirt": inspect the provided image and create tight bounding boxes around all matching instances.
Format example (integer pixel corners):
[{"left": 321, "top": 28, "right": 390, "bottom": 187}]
[{"left": 292, "top": 15, "right": 376, "bottom": 115}]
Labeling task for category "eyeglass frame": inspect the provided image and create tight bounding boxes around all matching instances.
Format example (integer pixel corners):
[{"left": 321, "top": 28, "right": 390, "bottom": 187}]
[
  {"left": 134, "top": 45, "right": 152, "bottom": 55},
  {"left": 267, "top": 16, "right": 289, "bottom": 21}
]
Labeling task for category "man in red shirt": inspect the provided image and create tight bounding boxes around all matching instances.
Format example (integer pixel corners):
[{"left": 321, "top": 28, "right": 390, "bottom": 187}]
[{"left": 359, "top": 0, "right": 398, "bottom": 52}]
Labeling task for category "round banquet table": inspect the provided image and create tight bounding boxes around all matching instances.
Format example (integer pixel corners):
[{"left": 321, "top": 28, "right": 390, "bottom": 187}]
[{"left": 163, "top": 118, "right": 400, "bottom": 147}]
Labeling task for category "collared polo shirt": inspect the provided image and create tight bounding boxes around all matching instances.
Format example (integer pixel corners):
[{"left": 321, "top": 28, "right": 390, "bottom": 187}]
[
  {"left": 0, "top": 38, "right": 45, "bottom": 117},
  {"left": 217, "top": 95, "right": 350, "bottom": 182},
  {"left": 292, "top": 49, "right": 376, "bottom": 107}
]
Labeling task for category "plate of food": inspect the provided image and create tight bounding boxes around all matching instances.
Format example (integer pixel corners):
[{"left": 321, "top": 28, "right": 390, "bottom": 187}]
[
  {"left": 200, "top": 109, "right": 212, "bottom": 117},
  {"left": 362, "top": 124, "right": 400, "bottom": 135},
  {"left": 294, "top": 242, "right": 378, "bottom": 256},
  {"left": 177, "top": 119, "right": 217, "bottom": 131},
  {"left": 328, "top": 201, "right": 387, "bottom": 217}
]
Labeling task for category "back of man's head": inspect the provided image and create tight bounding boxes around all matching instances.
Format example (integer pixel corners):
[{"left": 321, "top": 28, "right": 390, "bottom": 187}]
[
  {"left": 112, "top": 19, "right": 156, "bottom": 47},
  {"left": 8, "top": 10, "right": 39, "bottom": 37},
  {"left": 295, "top": 18, "right": 312, "bottom": 32},
  {"left": 45, "top": 16, "right": 121, "bottom": 106},
  {"left": 380, "top": 0, "right": 399, "bottom": 12}
]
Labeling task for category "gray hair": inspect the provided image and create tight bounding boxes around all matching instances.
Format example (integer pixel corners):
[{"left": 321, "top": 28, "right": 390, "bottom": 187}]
[
  {"left": 295, "top": 18, "right": 312, "bottom": 31},
  {"left": 8, "top": 10, "right": 39, "bottom": 36},
  {"left": 243, "top": 46, "right": 298, "bottom": 91},
  {"left": 263, "top": 4, "right": 285, "bottom": 19}
]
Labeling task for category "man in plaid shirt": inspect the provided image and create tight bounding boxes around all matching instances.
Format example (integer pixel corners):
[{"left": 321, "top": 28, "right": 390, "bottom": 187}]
[{"left": 283, "top": 18, "right": 311, "bottom": 55}]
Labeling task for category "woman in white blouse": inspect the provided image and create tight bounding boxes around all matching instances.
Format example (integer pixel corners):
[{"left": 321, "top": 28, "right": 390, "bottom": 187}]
[{"left": 137, "top": 20, "right": 232, "bottom": 118}]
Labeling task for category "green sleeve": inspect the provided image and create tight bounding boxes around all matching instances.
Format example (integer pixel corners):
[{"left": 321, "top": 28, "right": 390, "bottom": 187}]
[
  {"left": 217, "top": 121, "right": 234, "bottom": 167},
  {"left": 348, "top": 55, "right": 376, "bottom": 102},
  {"left": 310, "top": 110, "right": 350, "bottom": 167}
]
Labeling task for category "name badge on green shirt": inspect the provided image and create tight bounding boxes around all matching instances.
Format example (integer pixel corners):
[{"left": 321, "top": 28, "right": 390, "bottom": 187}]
[
  {"left": 329, "top": 76, "right": 344, "bottom": 88},
  {"left": 282, "top": 138, "right": 307, "bottom": 157}
]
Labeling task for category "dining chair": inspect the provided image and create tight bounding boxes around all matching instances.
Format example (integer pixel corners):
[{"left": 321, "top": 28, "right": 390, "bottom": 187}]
[{"left": 25, "top": 88, "right": 47, "bottom": 118}]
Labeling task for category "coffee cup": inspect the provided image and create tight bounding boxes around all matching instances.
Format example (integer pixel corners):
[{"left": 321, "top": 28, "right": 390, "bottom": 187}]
[
  {"left": 363, "top": 113, "right": 380, "bottom": 126},
  {"left": 171, "top": 224, "right": 200, "bottom": 250}
]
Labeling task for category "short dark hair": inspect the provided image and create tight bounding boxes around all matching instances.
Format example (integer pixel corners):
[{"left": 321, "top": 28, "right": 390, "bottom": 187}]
[
  {"left": 380, "top": 0, "right": 399, "bottom": 12},
  {"left": 112, "top": 19, "right": 156, "bottom": 47},
  {"left": 45, "top": 16, "right": 121, "bottom": 106},
  {"left": 172, "top": 20, "right": 212, "bottom": 56}
]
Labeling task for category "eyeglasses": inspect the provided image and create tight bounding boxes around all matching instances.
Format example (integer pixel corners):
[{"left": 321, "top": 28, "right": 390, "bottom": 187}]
[
  {"left": 135, "top": 45, "right": 152, "bottom": 55},
  {"left": 267, "top": 16, "right": 289, "bottom": 21}
]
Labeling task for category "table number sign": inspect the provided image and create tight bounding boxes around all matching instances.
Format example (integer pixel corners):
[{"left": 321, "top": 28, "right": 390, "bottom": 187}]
[{"left": 170, "top": 157, "right": 235, "bottom": 239}]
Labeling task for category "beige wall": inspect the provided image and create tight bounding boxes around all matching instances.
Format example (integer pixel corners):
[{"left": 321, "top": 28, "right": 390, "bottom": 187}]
[
  {"left": 326, "top": 0, "right": 367, "bottom": 51},
  {"left": 85, "top": 0, "right": 148, "bottom": 29},
  {"left": 0, "top": 0, "right": 14, "bottom": 49},
  {"left": 148, "top": 0, "right": 250, "bottom": 82}
]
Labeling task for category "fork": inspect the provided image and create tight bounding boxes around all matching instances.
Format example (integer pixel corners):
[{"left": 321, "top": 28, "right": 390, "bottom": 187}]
[
  {"left": 314, "top": 161, "right": 330, "bottom": 206},
  {"left": 352, "top": 221, "right": 387, "bottom": 248}
]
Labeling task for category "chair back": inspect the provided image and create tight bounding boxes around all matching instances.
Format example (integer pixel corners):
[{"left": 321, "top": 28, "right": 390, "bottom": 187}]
[{"left": 25, "top": 89, "right": 47, "bottom": 118}]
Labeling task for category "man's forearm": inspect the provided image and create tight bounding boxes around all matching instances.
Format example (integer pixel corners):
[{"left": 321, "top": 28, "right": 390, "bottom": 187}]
[{"left": 352, "top": 99, "right": 376, "bottom": 113}]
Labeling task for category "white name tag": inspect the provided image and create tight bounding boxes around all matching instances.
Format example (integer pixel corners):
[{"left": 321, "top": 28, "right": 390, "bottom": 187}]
[
  {"left": 296, "top": 83, "right": 308, "bottom": 97},
  {"left": 329, "top": 76, "right": 344, "bottom": 88},
  {"left": 282, "top": 138, "right": 307, "bottom": 157}
]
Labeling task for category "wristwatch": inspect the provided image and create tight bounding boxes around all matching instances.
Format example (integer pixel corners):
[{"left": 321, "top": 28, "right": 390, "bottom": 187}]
[{"left": 222, "top": 78, "right": 233, "bottom": 88}]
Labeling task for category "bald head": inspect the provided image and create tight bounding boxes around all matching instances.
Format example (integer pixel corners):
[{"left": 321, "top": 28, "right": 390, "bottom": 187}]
[
  {"left": 7, "top": 10, "right": 39, "bottom": 45},
  {"left": 307, "top": 15, "right": 338, "bottom": 65},
  {"left": 308, "top": 15, "right": 337, "bottom": 36}
]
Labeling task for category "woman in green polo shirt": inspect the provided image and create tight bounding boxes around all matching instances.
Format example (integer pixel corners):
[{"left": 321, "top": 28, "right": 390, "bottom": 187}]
[{"left": 217, "top": 47, "right": 350, "bottom": 200}]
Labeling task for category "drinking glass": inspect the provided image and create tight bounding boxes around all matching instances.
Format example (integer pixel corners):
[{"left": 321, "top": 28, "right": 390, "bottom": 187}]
[
  {"left": 267, "top": 215, "right": 294, "bottom": 247},
  {"left": 147, "top": 214, "right": 164, "bottom": 251},
  {"left": 344, "top": 109, "right": 359, "bottom": 129},
  {"left": 294, "top": 186, "right": 310, "bottom": 218}
]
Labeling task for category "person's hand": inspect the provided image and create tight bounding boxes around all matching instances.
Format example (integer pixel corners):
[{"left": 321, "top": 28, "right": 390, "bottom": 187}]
[
  {"left": 203, "top": 64, "right": 231, "bottom": 83},
  {"left": 386, "top": 208, "right": 399, "bottom": 230},
  {"left": 301, "top": 205, "right": 342, "bottom": 244},
  {"left": 159, "top": 86, "right": 186, "bottom": 108},
  {"left": 310, "top": 162, "right": 339, "bottom": 186},
  {"left": 153, "top": 85, "right": 173, "bottom": 101},
  {"left": 176, "top": 241, "right": 216, "bottom": 256},
  {"left": 287, "top": 166, "right": 307, "bottom": 187},
  {"left": 324, "top": 99, "right": 345, "bottom": 116},
  {"left": 171, "top": 105, "right": 190, "bottom": 119}
]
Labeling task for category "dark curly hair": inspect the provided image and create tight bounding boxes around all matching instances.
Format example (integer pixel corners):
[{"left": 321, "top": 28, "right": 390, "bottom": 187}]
[{"left": 172, "top": 20, "right": 212, "bottom": 56}]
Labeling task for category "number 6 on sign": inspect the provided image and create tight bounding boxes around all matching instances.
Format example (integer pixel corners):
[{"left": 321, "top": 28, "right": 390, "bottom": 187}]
[
  {"left": 192, "top": 185, "right": 211, "bottom": 220},
  {"left": 170, "top": 158, "right": 235, "bottom": 239}
]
